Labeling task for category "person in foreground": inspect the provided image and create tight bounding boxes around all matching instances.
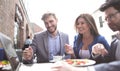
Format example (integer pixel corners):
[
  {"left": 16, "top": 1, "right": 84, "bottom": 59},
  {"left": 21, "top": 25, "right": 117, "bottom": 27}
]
[
  {"left": 22, "top": 12, "right": 70, "bottom": 64},
  {"left": 64, "top": 13, "right": 109, "bottom": 64},
  {"left": 51, "top": 0, "right": 120, "bottom": 71}
]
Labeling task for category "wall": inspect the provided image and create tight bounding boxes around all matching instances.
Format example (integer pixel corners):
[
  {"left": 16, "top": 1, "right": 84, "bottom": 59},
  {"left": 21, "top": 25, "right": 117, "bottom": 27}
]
[
  {"left": 0, "top": 0, "right": 16, "bottom": 40},
  {"left": 0, "top": 0, "right": 33, "bottom": 48}
]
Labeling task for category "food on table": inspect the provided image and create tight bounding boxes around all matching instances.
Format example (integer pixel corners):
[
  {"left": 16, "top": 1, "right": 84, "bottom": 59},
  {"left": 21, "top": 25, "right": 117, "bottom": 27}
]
[
  {"left": 0, "top": 60, "right": 9, "bottom": 67},
  {"left": 65, "top": 59, "right": 88, "bottom": 66}
]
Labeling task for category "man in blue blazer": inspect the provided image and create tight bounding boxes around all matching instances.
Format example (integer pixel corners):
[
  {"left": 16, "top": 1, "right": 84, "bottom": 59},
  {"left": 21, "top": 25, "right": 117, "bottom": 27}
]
[
  {"left": 51, "top": 0, "right": 120, "bottom": 71},
  {"left": 22, "top": 12, "right": 70, "bottom": 63}
]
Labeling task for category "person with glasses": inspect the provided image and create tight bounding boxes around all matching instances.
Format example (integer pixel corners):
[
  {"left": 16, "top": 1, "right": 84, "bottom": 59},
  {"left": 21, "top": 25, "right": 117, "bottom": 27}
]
[
  {"left": 105, "top": 11, "right": 119, "bottom": 21},
  {"left": 92, "top": 0, "right": 120, "bottom": 63},
  {"left": 51, "top": 0, "right": 120, "bottom": 71}
]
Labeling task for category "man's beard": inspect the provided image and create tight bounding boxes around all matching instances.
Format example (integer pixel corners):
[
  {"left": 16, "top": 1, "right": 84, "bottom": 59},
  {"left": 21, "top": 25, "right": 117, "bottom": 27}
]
[
  {"left": 116, "top": 23, "right": 120, "bottom": 31},
  {"left": 48, "top": 27, "right": 57, "bottom": 34}
]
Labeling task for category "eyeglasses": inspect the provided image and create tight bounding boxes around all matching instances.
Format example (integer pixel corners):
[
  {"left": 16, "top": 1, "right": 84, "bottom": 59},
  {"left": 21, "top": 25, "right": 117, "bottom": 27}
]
[{"left": 105, "top": 11, "right": 119, "bottom": 21}]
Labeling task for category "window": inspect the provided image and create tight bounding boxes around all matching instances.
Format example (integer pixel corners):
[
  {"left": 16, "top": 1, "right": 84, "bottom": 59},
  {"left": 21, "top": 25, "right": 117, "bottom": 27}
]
[
  {"left": 99, "top": 16, "right": 104, "bottom": 28},
  {"left": 14, "top": 22, "right": 19, "bottom": 49}
]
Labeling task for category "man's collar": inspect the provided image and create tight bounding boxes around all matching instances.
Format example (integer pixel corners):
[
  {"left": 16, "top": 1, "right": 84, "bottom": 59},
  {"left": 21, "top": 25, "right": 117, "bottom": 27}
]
[{"left": 47, "top": 31, "right": 59, "bottom": 37}]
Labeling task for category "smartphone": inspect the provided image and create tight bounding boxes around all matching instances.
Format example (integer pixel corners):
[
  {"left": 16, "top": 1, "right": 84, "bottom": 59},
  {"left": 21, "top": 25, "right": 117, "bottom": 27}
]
[{"left": 22, "top": 44, "right": 30, "bottom": 50}]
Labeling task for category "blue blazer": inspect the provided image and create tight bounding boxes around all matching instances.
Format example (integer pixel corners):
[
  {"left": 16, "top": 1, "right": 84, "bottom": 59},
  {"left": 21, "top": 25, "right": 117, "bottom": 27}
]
[{"left": 73, "top": 34, "right": 110, "bottom": 59}]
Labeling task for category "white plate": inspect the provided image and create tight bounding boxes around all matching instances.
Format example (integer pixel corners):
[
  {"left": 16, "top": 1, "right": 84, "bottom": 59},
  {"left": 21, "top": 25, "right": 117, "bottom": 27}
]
[
  {"left": 64, "top": 59, "right": 96, "bottom": 67},
  {"left": 49, "top": 59, "right": 62, "bottom": 63}
]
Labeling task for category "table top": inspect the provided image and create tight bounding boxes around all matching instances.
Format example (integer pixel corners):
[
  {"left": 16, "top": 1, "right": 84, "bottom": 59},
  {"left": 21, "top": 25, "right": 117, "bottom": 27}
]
[{"left": 19, "top": 63, "right": 54, "bottom": 71}]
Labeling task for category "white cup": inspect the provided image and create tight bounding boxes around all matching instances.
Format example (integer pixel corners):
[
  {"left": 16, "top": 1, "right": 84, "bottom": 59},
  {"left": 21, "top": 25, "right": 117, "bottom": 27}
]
[{"left": 53, "top": 56, "right": 63, "bottom": 62}]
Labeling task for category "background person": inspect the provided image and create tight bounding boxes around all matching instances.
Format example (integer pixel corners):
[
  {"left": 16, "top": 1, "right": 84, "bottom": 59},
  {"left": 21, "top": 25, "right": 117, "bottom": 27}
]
[
  {"left": 22, "top": 36, "right": 32, "bottom": 50},
  {"left": 24, "top": 36, "right": 32, "bottom": 45},
  {"left": 22, "top": 12, "right": 70, "bottom": 64}
]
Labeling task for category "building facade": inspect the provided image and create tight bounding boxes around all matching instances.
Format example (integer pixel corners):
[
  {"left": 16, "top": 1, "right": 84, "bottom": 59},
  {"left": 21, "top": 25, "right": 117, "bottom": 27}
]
[{"left": 0, "top": 0, "right": 34, "bottom": 49}]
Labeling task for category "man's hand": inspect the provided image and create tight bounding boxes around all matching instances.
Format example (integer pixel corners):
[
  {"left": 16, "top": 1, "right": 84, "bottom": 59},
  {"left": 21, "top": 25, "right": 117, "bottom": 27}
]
[
  {"left": 64, "top": 44, "right": 74, "bottom": 55},
  {"left": 22, "top": 46, "right": 33, "bottom": 60},
  {"left": 92, "top": 43, "right": 108, "bottom": 56}
]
